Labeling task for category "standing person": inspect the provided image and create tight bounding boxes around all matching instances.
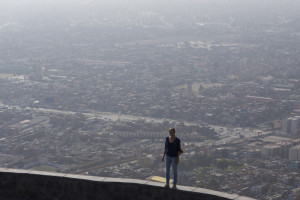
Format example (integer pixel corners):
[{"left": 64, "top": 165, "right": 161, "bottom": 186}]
[{"left": 162, "top": 128, "right": 183, "bottom": 189}]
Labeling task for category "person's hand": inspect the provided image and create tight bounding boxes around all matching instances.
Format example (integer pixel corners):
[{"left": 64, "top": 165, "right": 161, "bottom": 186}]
[
  {"left": 162, "top": 157, "right": 165, "bottom": 162},
  {"left": 176, "top": 157, "right": 179, "bottom": 164}
]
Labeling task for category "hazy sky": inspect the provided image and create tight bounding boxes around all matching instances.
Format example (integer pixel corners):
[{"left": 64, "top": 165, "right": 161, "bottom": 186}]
[
  {"left": 1, "top": 0, "right": 299, "bottom": 14},
  {"left": 0, "top": 0, "right": 299, "bottom": 30}
]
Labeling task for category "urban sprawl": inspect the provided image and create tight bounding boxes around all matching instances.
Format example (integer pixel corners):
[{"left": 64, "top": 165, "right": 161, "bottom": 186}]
[{"left": 1, "top": 1, "right": 300, "bottom": 199}]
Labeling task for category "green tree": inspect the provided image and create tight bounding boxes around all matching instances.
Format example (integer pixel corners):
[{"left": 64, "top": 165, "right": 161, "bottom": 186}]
[{"left": 216, "top": 158, "right": 230, "bottom": 170}]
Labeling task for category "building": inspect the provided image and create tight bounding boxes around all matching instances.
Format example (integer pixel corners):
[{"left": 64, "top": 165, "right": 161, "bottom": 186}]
[
  {"left": 261, "top": 136, "right": 295, "bottom": 159},
  {"left": 261, "top": 145, "right": 281, "bottom": 157},
  {"left": 291, "top": 117, "right": 300, "bottom": 136},
  {"left": 137, "top": 155, "right": 156, "bottom": 168},
  {"left": 289, "top": 145, "right": 300, "bottom": 161},
  {"left": 282, "top": 118, "right": 292, "bottom": 135}
]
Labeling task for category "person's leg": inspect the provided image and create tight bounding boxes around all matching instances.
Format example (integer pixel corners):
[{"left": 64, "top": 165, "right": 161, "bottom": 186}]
[
  {"left": 165, "top": 156, "right": 172, "bottom": 185},
  {"left": 171, "top": 157, "right": 178, "bottom": 186}
]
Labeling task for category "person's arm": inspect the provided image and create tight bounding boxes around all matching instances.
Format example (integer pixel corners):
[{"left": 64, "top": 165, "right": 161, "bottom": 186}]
[
  {"left": 162, "top": 138, "right": 167, "bottom": 162},
  {"left": 176, "top": 149, "right": 183, "bottom": 163},
  {"left": 176, "top": 155, "right": 180, "bottom": 164}
]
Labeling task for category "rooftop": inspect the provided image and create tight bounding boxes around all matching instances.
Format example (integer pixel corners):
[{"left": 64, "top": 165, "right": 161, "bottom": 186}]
[{"left": 0, "top": 168, "right": 255, "bottom": 200}]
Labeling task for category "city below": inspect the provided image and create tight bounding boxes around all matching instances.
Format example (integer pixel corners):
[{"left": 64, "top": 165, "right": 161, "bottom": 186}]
[{"left": 1, "top": 0, "right": 300, "bottom": 199}]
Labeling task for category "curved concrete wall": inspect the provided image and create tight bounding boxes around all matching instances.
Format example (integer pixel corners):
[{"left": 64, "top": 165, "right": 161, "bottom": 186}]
[{"left": 0, "top": 168, "right": 255, "bottom": 200}]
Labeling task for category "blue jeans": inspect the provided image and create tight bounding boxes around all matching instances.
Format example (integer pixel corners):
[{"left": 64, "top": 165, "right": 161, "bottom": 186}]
[{"left": 166, "top": 156, "right": 178, "bottom": 185}]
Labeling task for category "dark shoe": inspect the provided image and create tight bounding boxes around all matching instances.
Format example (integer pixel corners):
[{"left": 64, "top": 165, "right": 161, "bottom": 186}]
[
  {"left": 172, "top": 185, "right": 177, "bottom": 189},
  {"left": 163, "top": 184, "right": 170, "bottom": 188}
]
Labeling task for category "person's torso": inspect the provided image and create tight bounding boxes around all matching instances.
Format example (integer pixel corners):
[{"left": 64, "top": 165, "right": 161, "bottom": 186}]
[{"left": 166, "top": 137, "right": 180, "bottom": 157}]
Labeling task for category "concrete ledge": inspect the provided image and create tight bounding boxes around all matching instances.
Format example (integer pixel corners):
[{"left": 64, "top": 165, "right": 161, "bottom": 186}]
[{"left": 0, "top": 168, "right": 256, "bottom": 200}]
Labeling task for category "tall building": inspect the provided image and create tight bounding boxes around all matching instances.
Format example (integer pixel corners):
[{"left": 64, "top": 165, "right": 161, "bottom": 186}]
[
  {"left": 291, "top": 117, "right": 300, "bottom": 136},
  {"left": 282, "top": 118, "right": 292, "bottom": 135},
  {"left": 289, "top": 145, "right": 300, "bottom": 161}
]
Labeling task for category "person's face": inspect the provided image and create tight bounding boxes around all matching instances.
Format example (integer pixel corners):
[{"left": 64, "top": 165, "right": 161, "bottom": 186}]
[{"left": 169, "top": 131, "right": 175, "bottom": 137}]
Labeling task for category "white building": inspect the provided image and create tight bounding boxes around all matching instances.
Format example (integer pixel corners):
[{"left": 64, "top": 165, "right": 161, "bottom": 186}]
[
  {"left": 282, "top": 118, "right": 292, "bottom": 134},
  {"left": 291, "top": 117, "right": 300, "bottom": 136},
  {"left": 289, "top": 145, "right": 300, "bottom": 161}
]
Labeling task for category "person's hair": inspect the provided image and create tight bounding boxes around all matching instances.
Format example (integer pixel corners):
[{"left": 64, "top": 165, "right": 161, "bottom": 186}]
[{"left": 169, "top": 128, "right": 175, "bottom": 133}]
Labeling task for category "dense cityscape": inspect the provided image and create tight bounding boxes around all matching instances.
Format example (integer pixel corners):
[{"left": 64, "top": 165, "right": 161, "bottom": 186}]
[{"left": 1, "top": 0, "right": 300, "bottom": 199}]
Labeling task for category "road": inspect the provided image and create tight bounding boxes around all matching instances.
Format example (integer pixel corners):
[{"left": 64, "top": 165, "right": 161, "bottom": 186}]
[{"left": 0, "top": 102, "right": 194, "bottom": 125}]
